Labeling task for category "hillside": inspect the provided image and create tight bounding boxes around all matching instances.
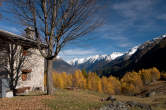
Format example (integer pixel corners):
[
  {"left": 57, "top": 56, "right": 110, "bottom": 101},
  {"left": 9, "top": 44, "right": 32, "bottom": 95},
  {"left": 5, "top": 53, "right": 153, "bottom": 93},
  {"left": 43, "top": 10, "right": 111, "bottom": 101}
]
[
  {"left": 52, "top": 34, "right": 166, "bottom": 78},
  {"left": 53, "top": 58, "right": 76, "bottom": 74},
  {"left": 66, "top": 34, "right": 166, "bottom": 78},
  {"left": 98, "top": 35, "right": 166, "bottom": 77}
]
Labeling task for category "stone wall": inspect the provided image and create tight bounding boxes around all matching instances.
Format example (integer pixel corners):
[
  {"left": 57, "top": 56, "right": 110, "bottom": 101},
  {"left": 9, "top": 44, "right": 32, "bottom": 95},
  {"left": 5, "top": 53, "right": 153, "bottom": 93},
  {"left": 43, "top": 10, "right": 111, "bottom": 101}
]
[
  {"left": 16, "top": 49, "right": 45, "bottom": 91},
  {"left": 0, "top": 38, "right": 45, "bottom": 93}
]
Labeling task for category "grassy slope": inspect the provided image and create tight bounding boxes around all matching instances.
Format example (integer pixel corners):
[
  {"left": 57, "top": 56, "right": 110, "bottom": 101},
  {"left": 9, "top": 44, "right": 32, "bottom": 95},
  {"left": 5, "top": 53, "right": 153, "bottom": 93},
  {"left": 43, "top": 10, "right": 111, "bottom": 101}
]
[
  {"left": 44, "top": 89, "right": 166, "bottom": 110},
  {"left": 44, "top": 89, "right": 109, "bottom": 110},
  {"left": 114, "top": 95, "right": 166, "bottom": 110},
  {"left": 0, "top": 87, "right": 166, "bottom": 110}
]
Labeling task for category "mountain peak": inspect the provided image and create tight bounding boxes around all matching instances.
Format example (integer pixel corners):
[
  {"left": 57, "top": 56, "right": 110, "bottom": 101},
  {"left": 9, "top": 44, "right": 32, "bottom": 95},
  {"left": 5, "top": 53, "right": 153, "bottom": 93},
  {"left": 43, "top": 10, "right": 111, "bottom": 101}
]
[
  {"left": 110, "top": 52, "right": 124, "bottom": 60},
  {"left": 69, "top": 52, "right": 124, "bottom": 66},
  {"left": 127, "top": 46, "right": 139, "bottom": 56}
]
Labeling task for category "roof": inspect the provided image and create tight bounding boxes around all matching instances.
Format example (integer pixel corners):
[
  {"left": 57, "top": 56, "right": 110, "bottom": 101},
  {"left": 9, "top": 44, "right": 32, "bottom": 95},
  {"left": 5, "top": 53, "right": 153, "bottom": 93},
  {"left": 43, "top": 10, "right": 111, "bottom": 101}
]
[{"left": 0, "top": 30, "right": 47, "bottom": 48}]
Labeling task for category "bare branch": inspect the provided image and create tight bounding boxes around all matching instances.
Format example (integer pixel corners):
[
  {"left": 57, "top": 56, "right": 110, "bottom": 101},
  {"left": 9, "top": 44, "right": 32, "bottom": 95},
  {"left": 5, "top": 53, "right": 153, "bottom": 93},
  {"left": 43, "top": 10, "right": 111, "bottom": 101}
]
[{"left": 6, "top": 0, "right": 102, "bottom": 95}]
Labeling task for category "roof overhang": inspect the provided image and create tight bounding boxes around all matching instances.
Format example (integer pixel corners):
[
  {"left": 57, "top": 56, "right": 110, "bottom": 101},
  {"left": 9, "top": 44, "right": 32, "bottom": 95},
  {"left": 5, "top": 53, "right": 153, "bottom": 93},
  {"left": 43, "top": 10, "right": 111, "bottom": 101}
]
[{"left": 0, "top": 30, "right": 47, "bottom": 49}]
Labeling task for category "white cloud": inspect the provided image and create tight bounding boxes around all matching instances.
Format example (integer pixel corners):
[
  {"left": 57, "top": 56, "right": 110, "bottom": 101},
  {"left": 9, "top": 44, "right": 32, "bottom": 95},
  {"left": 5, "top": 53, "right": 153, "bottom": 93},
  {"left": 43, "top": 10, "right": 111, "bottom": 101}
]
[
  {"left": 112, "top": 0, "right": 155, "bottom": 20},
  {"left": 95, "top": 0, "right": 163, "bottom": 49},
  {"left": 119, "top": 42, "right": 133, "bottom": 48},
  {"left": 60, "top": 48, "right": 98, "bottom": 56},
  {"left": 157, "top": 14, "right": 166, "bottom": 20},
  {"left": 59, "top": 48, "right": 99, "bottom": 61},
  {"left": 109, "top": 0, "right": 160, "bottom": 33}
]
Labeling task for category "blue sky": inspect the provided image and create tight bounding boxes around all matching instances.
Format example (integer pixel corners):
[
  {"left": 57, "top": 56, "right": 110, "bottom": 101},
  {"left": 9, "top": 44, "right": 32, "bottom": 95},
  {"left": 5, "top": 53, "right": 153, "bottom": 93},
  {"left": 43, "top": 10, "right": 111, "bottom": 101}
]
[{"left": 1, "top": 0, "right": 166, "bottom": 61}]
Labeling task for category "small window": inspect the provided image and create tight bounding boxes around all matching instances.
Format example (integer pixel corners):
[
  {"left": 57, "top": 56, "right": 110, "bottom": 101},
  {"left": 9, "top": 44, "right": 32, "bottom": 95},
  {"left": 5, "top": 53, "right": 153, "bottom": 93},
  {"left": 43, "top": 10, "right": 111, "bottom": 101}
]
[
  {"left": 22, "top": 73, "right": 27, "bottom": 81},
  {"left": 21, "top": 69, "right": 32, "bottom": 81},
  {"left": 23, "top": 50, "right": 27, "bottom": 56},
  {"left": 22, "top": 47, "right": 29, "bottom": 56}
]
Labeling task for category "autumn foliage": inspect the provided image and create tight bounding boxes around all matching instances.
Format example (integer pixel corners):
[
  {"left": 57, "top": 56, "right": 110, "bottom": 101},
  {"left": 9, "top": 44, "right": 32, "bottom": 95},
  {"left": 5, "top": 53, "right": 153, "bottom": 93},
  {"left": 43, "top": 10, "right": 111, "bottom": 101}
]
[
  {"left": 161, "top": 72, "right": 166, "bottom": 80},
  {"left": 121, "top": 71, "right": 143, "bottom": 95},
  {"left": 121, "top": 67, "right": 160, "bottom": 95},
  {"left": 51, "top": 70, "right": 121, "bottom": 95},
  {"left": 49, "top": 67, "right": 161, "bottom": 95},
  {"left": 139, "top": 67, "right": 160, "bottom": 84}
]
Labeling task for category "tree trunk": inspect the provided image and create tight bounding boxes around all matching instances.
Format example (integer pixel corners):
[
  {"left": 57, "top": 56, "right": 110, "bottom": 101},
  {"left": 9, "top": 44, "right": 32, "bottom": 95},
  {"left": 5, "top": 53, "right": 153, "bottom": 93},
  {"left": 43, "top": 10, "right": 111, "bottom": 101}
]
[
  {"left": 46, "top": 59, "right": 54, "bottom": 95},
  {"left": 10, "top": 83, "right": 16, "bottom": 96},
  {"left": 13, "top": 89, "right": 16, "bottom": 96}
]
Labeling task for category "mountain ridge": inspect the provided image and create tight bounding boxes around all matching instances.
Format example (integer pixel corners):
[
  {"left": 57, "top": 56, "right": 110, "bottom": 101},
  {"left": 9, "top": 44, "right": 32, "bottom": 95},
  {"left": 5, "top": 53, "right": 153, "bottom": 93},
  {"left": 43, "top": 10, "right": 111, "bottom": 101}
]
[
  {"left": 53, "top": 34, "right": 166, "bottom": 77},
  {"left": 68, "top": 34, "right": 166, "bottom": 76},
  {"left": 53, "top": 58, "right": 77, "bottom": 74},
  {"left": 68, "top": 45, "right": 139, "bottom": 72},
  {"left": 99, "top": 34, "right": 166, "bottom": 77}
]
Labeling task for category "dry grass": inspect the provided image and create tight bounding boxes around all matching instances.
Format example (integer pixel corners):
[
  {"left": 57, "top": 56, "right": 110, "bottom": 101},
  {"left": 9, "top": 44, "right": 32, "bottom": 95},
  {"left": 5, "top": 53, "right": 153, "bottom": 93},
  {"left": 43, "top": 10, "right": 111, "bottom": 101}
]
[
  {"left": 0, "top": 95, "right": 53, "bottom": 110},
  {"left": 0, "top": 89, "right": 109, "bottom": 110},
  {"left": 44, "top": 89, "right": 109, "bottom": 110},
  {"left": 0, "top": 88, "right": 166, "bottom": 110}
]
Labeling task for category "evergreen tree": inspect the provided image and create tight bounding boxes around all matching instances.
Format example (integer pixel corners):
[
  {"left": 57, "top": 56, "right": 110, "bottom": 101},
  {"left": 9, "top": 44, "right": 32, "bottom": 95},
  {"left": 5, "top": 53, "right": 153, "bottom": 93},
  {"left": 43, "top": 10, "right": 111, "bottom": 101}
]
[{"left": 81, "top": 69, "right": 88, "bottom": 78}]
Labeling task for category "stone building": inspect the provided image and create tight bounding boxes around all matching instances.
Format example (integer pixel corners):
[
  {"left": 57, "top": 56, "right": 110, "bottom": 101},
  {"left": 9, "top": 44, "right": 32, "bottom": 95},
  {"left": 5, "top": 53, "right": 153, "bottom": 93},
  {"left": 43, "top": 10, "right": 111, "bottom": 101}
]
[{"left": 0, "top": 29, "right": 45, "bottom": 97}]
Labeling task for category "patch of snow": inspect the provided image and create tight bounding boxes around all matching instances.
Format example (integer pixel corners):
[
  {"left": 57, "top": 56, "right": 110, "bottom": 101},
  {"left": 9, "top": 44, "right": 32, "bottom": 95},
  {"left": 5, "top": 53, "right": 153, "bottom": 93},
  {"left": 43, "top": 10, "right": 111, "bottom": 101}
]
[
  {"left": 127, "top": 46, "right": 139, "bottom": 56},
  {"left": 153, "top": 34, "right": 166, "bottom": 40},
  {"left": 69, "top": 58, "right": 87, "bottom": 65},
  {"left": 69, "top": 52, "right": 124, "bottom": 65},
  {"left": 110, "top": 52, "right": 124, "bottom": 60},
  {"left": 162, "top": 34, "right": 166, "bottom": 38}
]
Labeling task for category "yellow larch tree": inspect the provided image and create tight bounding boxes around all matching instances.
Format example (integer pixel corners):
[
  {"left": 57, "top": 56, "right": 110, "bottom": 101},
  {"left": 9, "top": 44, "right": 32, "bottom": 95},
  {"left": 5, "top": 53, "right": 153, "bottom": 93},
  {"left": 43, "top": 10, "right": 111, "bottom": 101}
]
[
  {"left": 101, "top": 76, "right": 108, "bottom": 93},
  {"left": 72, "top": 70, "right": 86, "bottom": 88},
  {"left": 121, "top": 71, "right": 143, "bottom": 94},
  {"left": 108, "top": 76, "right": 121, "bottom": 94},
  {"left": 150, "top": 67, "right": 160, "bottom": 81},
  {"left": 139, "top": 69, "right": 152, "bottom": 84}
]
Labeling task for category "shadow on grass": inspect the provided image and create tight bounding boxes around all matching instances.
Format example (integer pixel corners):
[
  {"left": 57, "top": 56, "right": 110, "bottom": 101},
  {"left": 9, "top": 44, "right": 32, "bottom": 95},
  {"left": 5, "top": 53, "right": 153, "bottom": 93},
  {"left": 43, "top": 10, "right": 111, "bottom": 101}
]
[{"left": 16, "top": 91, "right": 48, "bottom": 97}]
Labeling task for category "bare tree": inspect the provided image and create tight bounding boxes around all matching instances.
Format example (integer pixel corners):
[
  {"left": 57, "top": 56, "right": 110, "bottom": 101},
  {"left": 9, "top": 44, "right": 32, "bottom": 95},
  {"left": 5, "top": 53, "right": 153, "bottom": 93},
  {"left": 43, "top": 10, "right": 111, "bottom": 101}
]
[
  {"left": 6, "top": 0, "right": 102, "bottom": 95},
  {"left": 7, "top": 43, "right": 27, "bottom": 96}
]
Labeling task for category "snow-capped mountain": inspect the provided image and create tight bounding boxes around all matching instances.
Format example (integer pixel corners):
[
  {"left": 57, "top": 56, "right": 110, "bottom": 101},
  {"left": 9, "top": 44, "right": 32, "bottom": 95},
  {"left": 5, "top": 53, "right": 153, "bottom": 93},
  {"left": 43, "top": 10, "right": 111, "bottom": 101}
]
[
  {"left": 127, "top": 46, "right": 139, "bottom": 56},
  {"left": 68, "top": 46, "right": 139, "bottom": 71},
  {"left": 53, "top": 33, "right": 166, "bottom": 76},
  {"left": 69, "top": 52, "right": 124, "bottom": 66},
  {"left": 69, "top": 34, "right": 166, "bottom": 73},
  {"left": 69, "top": 45, "right": 139, "bottom": 68},
  {"left": 98, "top": 34, "right": 166, "bottom": 77}
]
